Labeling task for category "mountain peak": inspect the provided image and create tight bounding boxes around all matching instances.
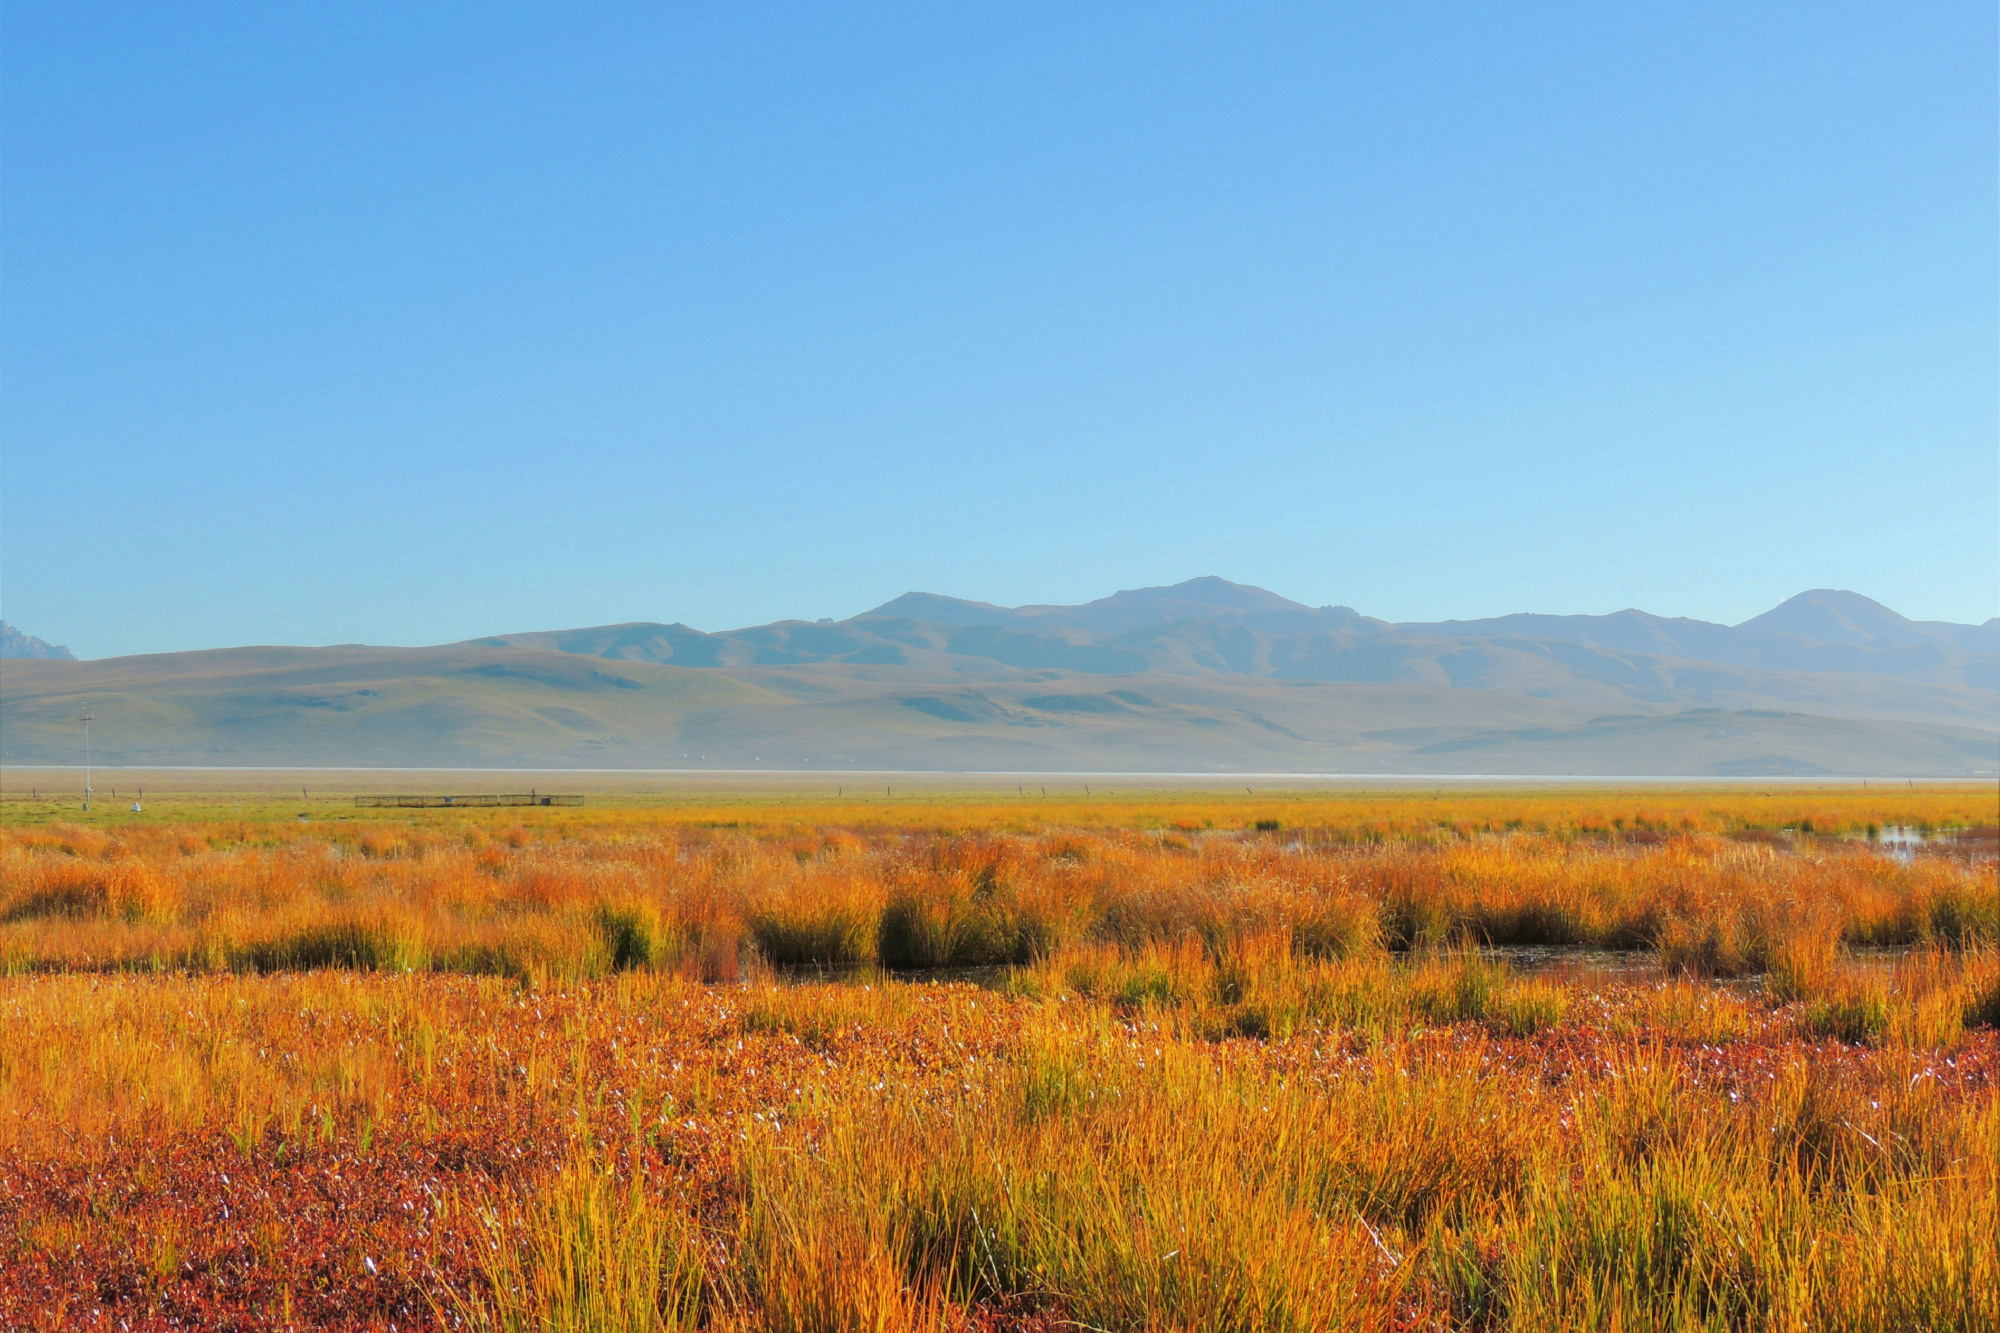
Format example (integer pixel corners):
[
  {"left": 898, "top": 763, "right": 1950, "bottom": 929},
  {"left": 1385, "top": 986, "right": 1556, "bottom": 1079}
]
[
  {"left": 858, "top": 579, "right": 1309, "bottom": 629},
  {"left": 1094, "top": 577, "right": 1308, "bottom": 613},
  {"left": 0, "top": 621, "right": 76, "bottom": 660},
  {"left": 858, "top": 592, "right": 1013, "bottom": 626},
  {"left": 1734, "top": 590, "right": 1931, "bottom": 646}
]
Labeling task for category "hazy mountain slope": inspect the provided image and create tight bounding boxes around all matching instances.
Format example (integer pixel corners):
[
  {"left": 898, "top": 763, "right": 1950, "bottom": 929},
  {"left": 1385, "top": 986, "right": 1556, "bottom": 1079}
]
[
  {"left": 1002, "top": 576, "right": 1320, "bottom": 632},
  {"left": 862, "top": 593, "right": 1015, "bottom": 626},
  {"left": 1395, "top": 610, "right": 1743, "bottom": 661},
  {"left": 4, "top": 580, "right": 1993, "bottom": 773},
  {"left": 0, "top": 622, "right": 74, "bottom": 660},
  {"left": 0, "top": 645, "right": 787, "bottom": 767},
  {"left": 472, "top": 581, "right": 1996, "bottom": 689},
  {"left": 448, "top": 582, "right": 1997, "bottom": 717},
  {"left": 5, "top": 652, "right": 1990, "bottom": 774},
  {"left": 857, "top": 576, "right": 1321, "bottom": 632},
  {"left": 1402, "top": 590, "right": 1997, "bottom": 677},
  {"left": 1735, "top": 590, "right": 1971, "bottom": 648}
]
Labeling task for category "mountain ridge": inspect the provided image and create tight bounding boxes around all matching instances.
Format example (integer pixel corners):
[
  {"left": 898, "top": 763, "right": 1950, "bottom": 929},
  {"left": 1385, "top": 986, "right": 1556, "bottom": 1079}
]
[
  {"left": 461, "top": 580, "right": 1998, "bottom": 691},
  {"left": 0, "top": 621, "right": 75, "bottom": 661},
  {"left": 4, "top": 580, "right": 1993, "bottom": 775}
]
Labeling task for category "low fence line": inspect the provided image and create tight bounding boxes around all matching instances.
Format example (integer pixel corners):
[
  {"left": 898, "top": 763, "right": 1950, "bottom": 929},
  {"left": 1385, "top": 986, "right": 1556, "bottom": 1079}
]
[{"left": 353, "top": 793, "right": 584, "bottom": 808}]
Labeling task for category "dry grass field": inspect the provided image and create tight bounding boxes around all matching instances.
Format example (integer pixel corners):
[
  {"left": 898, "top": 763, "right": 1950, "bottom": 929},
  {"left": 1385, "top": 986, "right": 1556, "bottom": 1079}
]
[{"left": 2, "top": 783, "right": 1996, "bottom": 1330}]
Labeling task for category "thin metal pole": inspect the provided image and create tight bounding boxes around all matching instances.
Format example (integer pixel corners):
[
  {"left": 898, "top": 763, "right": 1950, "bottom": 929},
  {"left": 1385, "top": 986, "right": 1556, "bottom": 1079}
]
[{"left": 80, "top": 710, "right": 94, "bottom": 810}]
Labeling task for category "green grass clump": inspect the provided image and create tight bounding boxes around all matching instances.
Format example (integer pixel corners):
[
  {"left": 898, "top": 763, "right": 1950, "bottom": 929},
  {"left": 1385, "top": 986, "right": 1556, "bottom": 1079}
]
[{"left": 595, "top": 900, "right": 675, "bottom": 971}]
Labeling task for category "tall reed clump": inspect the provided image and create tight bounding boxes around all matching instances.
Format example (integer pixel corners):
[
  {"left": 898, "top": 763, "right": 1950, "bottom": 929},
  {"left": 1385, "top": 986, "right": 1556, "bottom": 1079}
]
[
  {"left": 453, "top": 1155, "right": 705, "bottom": 1333},
  {"left": 229, "top": 906, "right": 431, "bottom": 974},
  {"left": 595, "top": 899, "right": 678, "bottom": 972},
  {"left": 1288, "top": 888, "right": 1381, "bottom": 960},
  {"left": 1657, "top": 886, "right": 1843, "bottom": 984},
  {"left": 1798, "top": 982, "right": 1893, "bottom": 1046},
  {"left": 1839, "top": 858, "right": 2000, "bottom": 948},
  {"left": 429, "top": 914, "right": 615, "bottom": 986},
  {"left": 743, "top": 870, "right": 882, "bottom": 968},
  {"left": 0, "top": 854, "right": 181, "bottom": 924},
  {"left": 1775, "top": 949, "right": 1996, "bottom": 1049},
  {"left": 875, "top": 869, "right": 1057, "bottom": 969},
  {"left": 878, "top": 841, "right": 1090, "bottom": 968},
  {"left": 1407, "top": 949, "right": 1510, "bottom": 1027},
  {"left": 1956, "top": 948, "right": 2000, "bottom": 1030}
]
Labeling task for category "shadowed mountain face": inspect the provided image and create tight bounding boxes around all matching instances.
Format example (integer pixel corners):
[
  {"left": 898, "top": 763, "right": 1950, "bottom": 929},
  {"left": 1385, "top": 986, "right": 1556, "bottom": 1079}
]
[{"left": 4, "top": 581, "right": 1995, "bottom": 774}]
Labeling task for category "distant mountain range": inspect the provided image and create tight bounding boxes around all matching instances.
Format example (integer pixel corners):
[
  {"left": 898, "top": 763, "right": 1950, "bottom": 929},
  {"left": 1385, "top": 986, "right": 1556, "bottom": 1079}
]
[
  {"left": 3, "top": 581, "right": 1995, "bottom": 775},
  {"left": 0, "top": 621, "right": 75, "bottom": 661},
  {"left": 476, "top": 580, "right": 2000, "bottom": 688}
]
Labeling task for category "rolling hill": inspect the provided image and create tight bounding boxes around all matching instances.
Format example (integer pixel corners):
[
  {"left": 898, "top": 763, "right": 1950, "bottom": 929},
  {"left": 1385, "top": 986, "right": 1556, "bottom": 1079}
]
[{"left": 3, "top": 581, "right": 1995, "bottom": 774}]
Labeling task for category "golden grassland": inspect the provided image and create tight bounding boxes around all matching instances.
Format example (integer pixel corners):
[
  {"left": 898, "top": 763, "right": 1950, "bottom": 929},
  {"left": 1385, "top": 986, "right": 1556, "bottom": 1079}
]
[{"left": 1, "top": 785, "right": 1996, "bottom": 1330}]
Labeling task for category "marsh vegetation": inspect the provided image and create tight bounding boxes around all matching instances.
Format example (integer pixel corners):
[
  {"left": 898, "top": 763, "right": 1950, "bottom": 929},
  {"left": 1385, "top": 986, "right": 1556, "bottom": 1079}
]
[{"left": 1, "top": 787, "right": 1994, "bottom": 1329}]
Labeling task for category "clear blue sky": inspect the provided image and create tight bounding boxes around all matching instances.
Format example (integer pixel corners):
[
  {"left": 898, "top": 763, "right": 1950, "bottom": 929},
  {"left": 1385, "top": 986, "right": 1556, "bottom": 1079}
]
[{"left": 3, "top": 4, "right": 1994, "bottom": 658}]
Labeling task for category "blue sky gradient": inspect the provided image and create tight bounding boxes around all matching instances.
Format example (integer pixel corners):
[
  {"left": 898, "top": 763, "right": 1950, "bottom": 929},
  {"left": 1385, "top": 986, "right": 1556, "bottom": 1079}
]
[{"left": 3, "top": 4, "right": 1994, "bottom": 657}]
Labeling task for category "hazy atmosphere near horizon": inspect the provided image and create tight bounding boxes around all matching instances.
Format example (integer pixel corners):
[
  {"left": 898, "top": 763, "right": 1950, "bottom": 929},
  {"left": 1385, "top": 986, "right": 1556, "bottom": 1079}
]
[{"left": 2, "top": 4, "right": 1996, "bottom": 662}]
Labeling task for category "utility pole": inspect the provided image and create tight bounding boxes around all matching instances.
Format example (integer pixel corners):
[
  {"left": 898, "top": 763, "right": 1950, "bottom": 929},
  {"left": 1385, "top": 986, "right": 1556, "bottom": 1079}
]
[{"left": 79, "top": 709, "right": 94, "bottom": 810}]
